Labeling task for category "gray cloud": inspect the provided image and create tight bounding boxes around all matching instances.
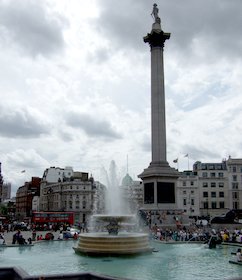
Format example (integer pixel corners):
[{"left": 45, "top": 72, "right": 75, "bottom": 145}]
[
  {"left": 0, "top": 0, "right": 67, "bottom": 57},
  {"left": 95, "top": 0, "right": 149, "bottom": 51},
  {"left": 163, "top": 0, "right": 242, "bottom": 62},
  {"left": 95, "top": 0, "right": 242, "bottom": 63},
  {"left": 0, "top": 106, "right": 49, "bottom": 138},
  {"left": 87, "top": 47, "right": 112, "bottom": 64},
  {"left": 65, "top": 112, "right": 122, "bottom": 140}
]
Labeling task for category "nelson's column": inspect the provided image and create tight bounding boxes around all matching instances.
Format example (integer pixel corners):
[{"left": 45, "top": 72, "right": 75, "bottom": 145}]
[{"left": 139, "top": 4, "right": 180, "bottom": 211}]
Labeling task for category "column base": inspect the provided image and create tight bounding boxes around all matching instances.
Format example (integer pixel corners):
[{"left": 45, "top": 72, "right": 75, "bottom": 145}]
[{"left": 138, "top": 161, "right": 179, "bottom": 180}]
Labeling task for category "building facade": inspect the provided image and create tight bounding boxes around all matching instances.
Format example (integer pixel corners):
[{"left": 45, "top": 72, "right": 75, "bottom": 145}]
[
  {"left": 15, "top": 177, "right": 41, "bottom": 220},
  {"left": 2, "top": 183, "right": 11, "bottom": 201},
  {"left": 39, "top": 167, "right": 106, "bottom": 224},
  {"left": 177, "top": 170, "right": 200, "bottom": 217},
  {"left": 226, "top": 157, "right": 242, "bottom": 210},
  {"left": 193, "top": 161, "right": 228, "bottom": 218}
]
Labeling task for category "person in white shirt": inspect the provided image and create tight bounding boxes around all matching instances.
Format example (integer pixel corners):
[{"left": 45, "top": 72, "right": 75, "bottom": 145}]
[{"left": 236, "top": 248, "right": 242, "bottom": 262}]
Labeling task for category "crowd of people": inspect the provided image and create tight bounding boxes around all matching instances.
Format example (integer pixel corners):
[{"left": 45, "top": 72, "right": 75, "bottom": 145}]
[
  {"left": 0, "top": 221, "right": 82, "bottom": 245},
  {"left": 149, "top": 222, "right": 242, "bottom": 245},
  {"left": 1, "top": 217, "right": 242, "bottom": 247}
]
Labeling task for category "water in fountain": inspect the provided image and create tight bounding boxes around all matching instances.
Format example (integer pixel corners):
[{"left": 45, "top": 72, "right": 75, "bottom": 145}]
[
  {"left": 101, "top": 160, "right": 129, "bottom": 215},
  {"left": 73, "top": 160, "right": 152, "bottom": 255}
]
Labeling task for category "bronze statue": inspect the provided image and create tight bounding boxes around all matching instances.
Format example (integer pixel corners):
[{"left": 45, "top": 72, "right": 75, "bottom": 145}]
[{"left": 151, "top": 3, "right": 159, "bottom": 22}]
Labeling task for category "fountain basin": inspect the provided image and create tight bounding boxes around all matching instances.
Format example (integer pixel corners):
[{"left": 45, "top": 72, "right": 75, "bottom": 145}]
[{"left": 73, "top": 232, "right": 152, "bottom": 255}]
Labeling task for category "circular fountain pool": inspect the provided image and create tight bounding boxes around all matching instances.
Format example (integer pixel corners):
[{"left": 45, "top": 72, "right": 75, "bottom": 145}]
[
  {"left": 74, "top": 214, "right": 152, "bottom": 255},
  {"left": 0, "top": 240, "right": 240, "bottom": 280}
]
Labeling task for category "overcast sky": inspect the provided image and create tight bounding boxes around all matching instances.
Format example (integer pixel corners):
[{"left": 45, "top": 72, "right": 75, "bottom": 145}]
[{"left": 1, "top": 0, "right": 242, "bottom": 196}]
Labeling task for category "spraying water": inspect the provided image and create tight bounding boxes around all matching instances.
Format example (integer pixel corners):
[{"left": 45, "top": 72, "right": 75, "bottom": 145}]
[{"left": 101, "top": 160, "right": 129, "bottom": 215}]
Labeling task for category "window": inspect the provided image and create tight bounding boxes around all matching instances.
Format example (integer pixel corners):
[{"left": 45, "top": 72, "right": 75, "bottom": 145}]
[
  {"left": 219, "top": 183, "right": 224, "bottom": 188},
  {"left": 203, "top": 192, "right": 208, "bottom": 198},
  {"left": 183, "top": 181, "right": 186, "bottom": 186},
  {"left": 232, "top": 192, "right": 238, "bottom": 199},
  {"left": 218, "top": 172, "right": 224, "bottom": 178},
  {"left": 219, "top": 192, "right": 224, "bottom": 198},
  {"left": 211, "top": 192, "right": 216, "bottom": 198},
  {"left": 69, "top": 201, "right": 72, "bottom": 209},
  {"left": 233, "top": 175, "right": 237, "bottom": 182},
  {"left": 219, "top": 201, "right": 225, "bottom": 208},
  {"left": 190, "top": 181, "right": 194, "bottom": 186},
  {"left": 210, "top": 173, "right": 216, "bottom": 178},
  {"left": 233, "top": 201, "right": 239, "bottom": 209},
  {"left": 203, "top": 182, "right": 208, "bottom": 188},
  {"left": 191, "top": 190, "right": 194, "bottom": 194},
  {"left": 183, "top": 198, "right": 186, "bottom": 206},
  {"left": 83, "top": 201, "right": 86, "bottom": 209},
  {"left": 233, "top": 166, "right": 237, "bottom": 172},
  {"left": 202, "top": 172, "right": 208, "bottom": 178},
  {"left": 183, "top": 190, "right": 186, "bottom": 195},
  {"left": 211, "top": 202, "right": 217, "bottom": 209},
  {"left": 202, "top": 164, "right": 207, "bottom": 170},
  {"left": 191, "top": 198, "right": 194, "bottom": 206},
  {"left": 204, "top": 201, "right": 208, "bottom": 209},
  {"left": 211, "top": 182, "right": 216, "bottom": 188},
  {"left": 232, "top": 183, "right": 238, "bottom": 189}
]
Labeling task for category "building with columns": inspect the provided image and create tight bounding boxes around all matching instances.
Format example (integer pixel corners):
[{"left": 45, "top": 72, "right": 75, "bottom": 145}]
[{"left": 39, "top": 166, "right": 106, "bottom": 224}]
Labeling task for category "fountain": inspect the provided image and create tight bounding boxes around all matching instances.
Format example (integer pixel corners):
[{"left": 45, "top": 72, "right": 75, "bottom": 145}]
[{"left": 73, "top": 161, "right": 152, "bottom": 255}]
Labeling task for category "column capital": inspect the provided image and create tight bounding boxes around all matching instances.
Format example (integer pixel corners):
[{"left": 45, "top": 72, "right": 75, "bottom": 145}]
[{"left": 143, "top": 30, "right": 170, "bottom": 48}]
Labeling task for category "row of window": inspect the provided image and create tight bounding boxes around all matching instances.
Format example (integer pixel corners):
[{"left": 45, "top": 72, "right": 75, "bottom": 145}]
[
  {"left": 203, "top": 182, "right": 224, "bottom": 188},
  {"left": 183, "top": 198, "right": 194, "bottom": 206},
  {"left": 203, "top": 191, "right": 224, "bottom": 198},
  {"left": 203, "top": 201, "right": 225, "bottom": 209},
  {"left": 202, "top": 172, "right": 224, "bottom": 178},
  {"left": 229, "top": 166, "right": 242, "bottom": 173},
  {"left": 47, "top": 193, "right": 88, "bottom": 200},
  {"left": 182, "top": 181, "right": 194, "bottom": 186},
  {"left": 183, "top": 198, "right": 225, "bottom": 209}
]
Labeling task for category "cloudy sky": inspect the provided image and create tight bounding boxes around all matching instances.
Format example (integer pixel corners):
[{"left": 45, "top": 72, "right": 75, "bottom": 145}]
[{"left": 1, "top": 0, "right": 242, "bottom": 196}]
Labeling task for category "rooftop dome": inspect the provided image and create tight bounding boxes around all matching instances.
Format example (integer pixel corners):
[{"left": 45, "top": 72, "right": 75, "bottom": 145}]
[{"left": 121, "top": 173, "right": 133, "bottom": 186}]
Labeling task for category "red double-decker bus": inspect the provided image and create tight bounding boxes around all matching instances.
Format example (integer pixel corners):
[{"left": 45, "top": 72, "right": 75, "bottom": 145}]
[{"left": 32, "top": 211, "right": 74, "bottom": 225}]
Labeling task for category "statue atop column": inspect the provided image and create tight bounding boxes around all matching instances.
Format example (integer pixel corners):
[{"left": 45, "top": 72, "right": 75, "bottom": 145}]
[{"left": 151, "top": 3, "right": 160, "bottom": 24}]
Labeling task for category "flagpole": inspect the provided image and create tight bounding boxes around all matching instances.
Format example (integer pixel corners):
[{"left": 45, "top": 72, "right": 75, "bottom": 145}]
[
  {"left": 184, "top": 154, "right": 189, "bottom": 170},
  {"left": 173, "top": 158, "right": 179, "bottom": 170}
]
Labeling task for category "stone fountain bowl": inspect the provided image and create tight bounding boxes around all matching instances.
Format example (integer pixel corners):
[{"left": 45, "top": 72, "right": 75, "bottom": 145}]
[
  {"left": 73, "top": 232, "right": 153, "bottom": 256},
  {"left": 92, "top": 214, "right": 136, "bottom": 223}
]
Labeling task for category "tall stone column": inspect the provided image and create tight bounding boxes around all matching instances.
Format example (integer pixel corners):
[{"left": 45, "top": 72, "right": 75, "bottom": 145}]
[
  {"left": 139, "top": 5, "right": 179, "bottom": 211},
  {"left": 145, "top": 22, "right": 170, "bottom": 167}
]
